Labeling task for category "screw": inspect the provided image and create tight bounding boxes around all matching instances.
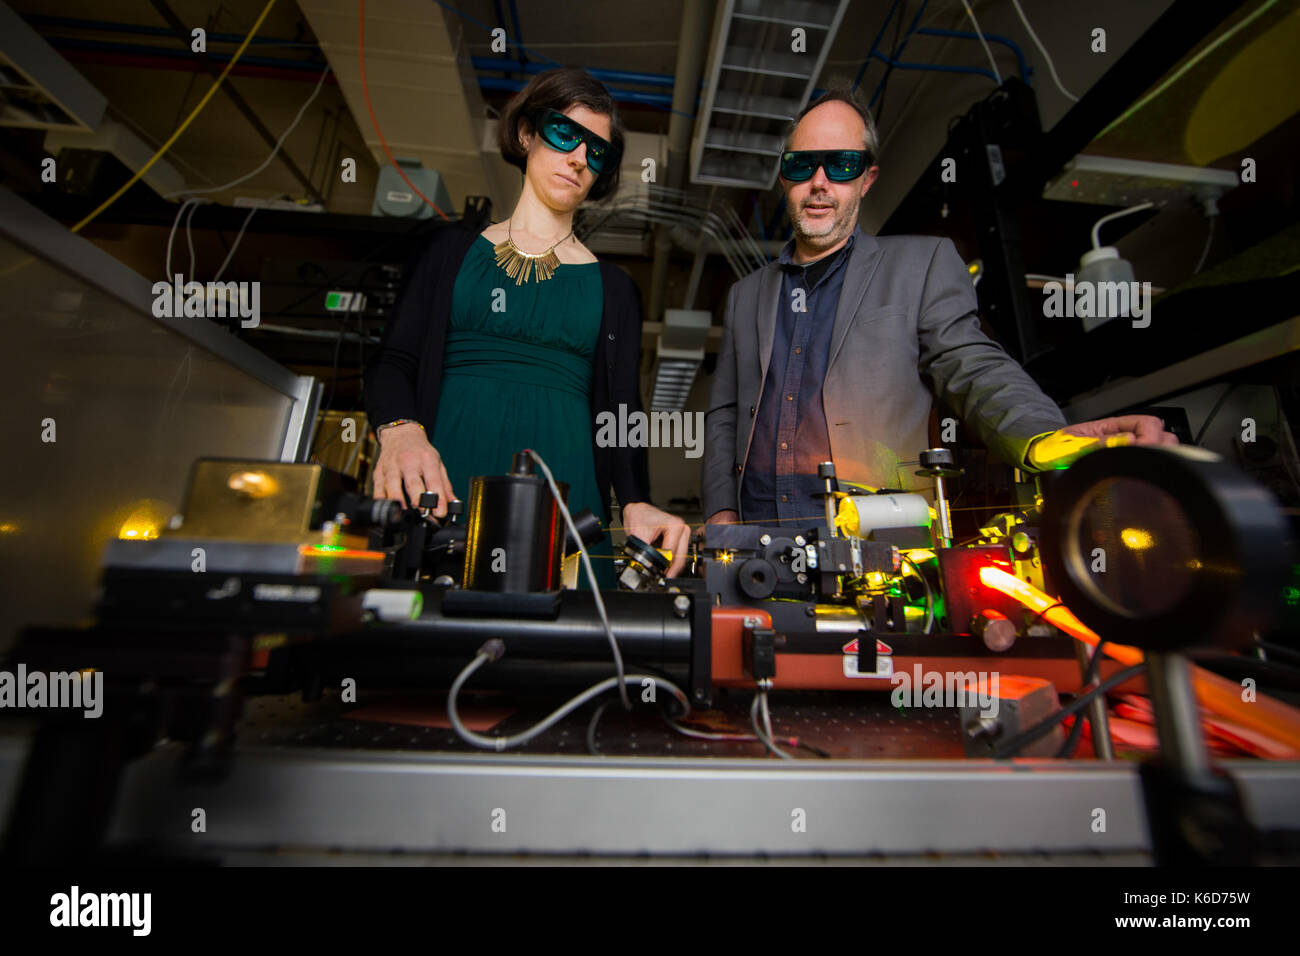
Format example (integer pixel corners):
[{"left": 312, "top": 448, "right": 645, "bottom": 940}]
[
  {"left": 672, "top": 595, "right": 690, "bottom": 617},
  {"left": 759, "top": 534, "right": 772, "bottom": 546},
  {"left": 794, "top": 536, "right": 806, "bottom": 546},
  {"left": 796, "top": 573, "right": 808, "bottom": 584}
]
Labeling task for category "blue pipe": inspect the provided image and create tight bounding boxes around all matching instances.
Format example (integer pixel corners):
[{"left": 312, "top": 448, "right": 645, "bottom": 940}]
[
  {"left": 852, "top": 0, "right": 903, "bottom": 92},
  {"left": 869, "top": 0, "right": 931, "bottom": 108},
  {"left": 473, "top": 57, "right": 677, "bottom": 89},
  {"left": 869, "top": 52, "right": 1000, "bottom": 86},
  {"left": 478, "top": 76, "right": 674, "bottom": 109},
  {"left": 916, "top": 27, "right": 1029, "bottom": 81},
  {"left": 22, "top": 13, "right": 315, "bottom": 47},
  {"left": 45, "top": 36, "right": 325, "bottom": 72},
  {"left": 28, "top": 14, "right": 681, "bottom": 91}
]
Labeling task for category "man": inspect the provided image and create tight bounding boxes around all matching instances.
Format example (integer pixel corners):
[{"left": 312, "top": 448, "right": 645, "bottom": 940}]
[{"left": 702, "top": 87, "right": 1177, "bottom": 526}]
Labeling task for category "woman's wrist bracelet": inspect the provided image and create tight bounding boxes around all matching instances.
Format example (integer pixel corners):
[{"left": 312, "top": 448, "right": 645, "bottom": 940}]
[{"left": 377, "top": 418, "right": 424, "bottom": 436}]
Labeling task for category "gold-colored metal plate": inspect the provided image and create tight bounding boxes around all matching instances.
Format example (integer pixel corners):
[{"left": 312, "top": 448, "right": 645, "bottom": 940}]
[{"left": 176, "top": 460, "right": 323, "bottom": 540}]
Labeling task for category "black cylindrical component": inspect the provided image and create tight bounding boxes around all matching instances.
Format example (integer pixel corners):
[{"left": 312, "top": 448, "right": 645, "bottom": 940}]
[
  {"left": 463, "top": 473, "right": 568, "bottom": 592},
  {"left": 565, "top": 507, "right": 604, "bottom": 552},
  {"left": 335, "top": 492, "right": 403, "bottom": 529},
  {"left": 367, "top": 589, "right": 694, "bottom": 664}
]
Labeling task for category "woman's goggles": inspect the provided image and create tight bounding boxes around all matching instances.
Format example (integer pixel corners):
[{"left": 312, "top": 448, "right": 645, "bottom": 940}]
[{"left": 530, "top": 108, "right": 620, "bottom": 175}]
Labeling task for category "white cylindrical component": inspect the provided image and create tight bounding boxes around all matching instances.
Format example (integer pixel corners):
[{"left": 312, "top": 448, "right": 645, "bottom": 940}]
[
  {"left": 362, "top": 589, "right": 423, "bottom": 621},
  {"left": 845, "top": 493, "right": 932, "bottom": 536}
]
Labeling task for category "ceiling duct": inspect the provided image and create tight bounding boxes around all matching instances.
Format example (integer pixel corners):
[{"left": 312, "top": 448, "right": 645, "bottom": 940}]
[
  {"left": 298, "top": 0, "right": 496, "bottom": 214},
  {"left": 649, "top": 309, "right": 711, "bottom": 411},
  {"left": 690, "top": 0, "right": 850, "bottom": 189}
]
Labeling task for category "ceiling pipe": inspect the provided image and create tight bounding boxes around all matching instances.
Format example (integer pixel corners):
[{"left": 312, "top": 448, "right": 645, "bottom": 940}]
[{"left": 646, "top": 0, "right": 713, "bottom": 327}]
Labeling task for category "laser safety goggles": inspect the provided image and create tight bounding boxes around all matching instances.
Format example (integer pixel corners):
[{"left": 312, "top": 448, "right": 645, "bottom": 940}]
[
  {"left": 779, "top": 149, "right": 873, "bottom": 183},
  {"left": 530, "top": 108, "right": 621, "bottom": 175}
]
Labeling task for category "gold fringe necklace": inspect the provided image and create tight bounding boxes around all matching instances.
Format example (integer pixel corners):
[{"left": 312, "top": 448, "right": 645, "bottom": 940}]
[{"left": 492, "top": 218, "right": 574, "bottom": 285}]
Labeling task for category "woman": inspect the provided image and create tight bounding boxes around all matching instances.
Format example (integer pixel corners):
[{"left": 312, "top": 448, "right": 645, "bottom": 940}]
[{"left": 365, "top": 67, "right": 689, "bottom": 585}]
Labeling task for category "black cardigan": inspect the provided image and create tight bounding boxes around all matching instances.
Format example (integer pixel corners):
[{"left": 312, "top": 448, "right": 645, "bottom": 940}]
[{"left": 364, "top": 223, "right": 653, "bottom": 521}]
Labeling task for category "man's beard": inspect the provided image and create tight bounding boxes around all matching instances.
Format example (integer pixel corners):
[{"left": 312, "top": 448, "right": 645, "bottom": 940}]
[{"left": 791, "top": 195, "right": 856, "bottom": 247}]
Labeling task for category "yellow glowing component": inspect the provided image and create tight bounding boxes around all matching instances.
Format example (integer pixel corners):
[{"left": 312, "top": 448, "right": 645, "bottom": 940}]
[
  {"left": 1120, "top": 527, "right": 1155, "bottom": 550},
  {"left": 905, "top": 549, "right": 935, "bottom": 563},
  {"left": 718, "top": 550, "right": 733, "bottom": 564},
  {"left": 227, "top": 470, "right": 279, "bottom": 498},
  {"left": 835, "top": 496, "right": 860, "bottom": 537},
  {"left": 1026, "top": 430, "right": 1133, "bottom": 470},
  {"left": 1187, "top": 559, "right": 1203, "bottom": 570},
  {"left": 863, "top": 571, "right": 888, "bottom": 589},
  {"left": 117, "top": 510, "right": 163, "bottom": 540},
  {"left": 0, "top": 522, "right": 16, "bottom": 534}
]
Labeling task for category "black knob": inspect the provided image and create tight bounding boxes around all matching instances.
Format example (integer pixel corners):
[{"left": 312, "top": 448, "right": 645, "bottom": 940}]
[
  {"left": 447, "top": 499, "right": 464, "bottom": 517},
  {"left": 738, "top": 558, "right": 778, "bottom": 599},
  {"left": 418, "top": 491, "right": 439, "bottom": 510},
  {"left": 817, "top": 461, "right": 837, "bottom": 479}
]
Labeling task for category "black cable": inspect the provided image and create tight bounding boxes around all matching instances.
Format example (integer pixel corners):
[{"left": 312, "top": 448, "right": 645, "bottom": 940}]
[
  {"left": 1194, "top": 383, "right": 1237, "bottom": 446},
  {"left": 1057, "top": 639, "right": 1108, "bottom": 758},
  {"left": 1258, "top": 640, "right": 1300, "bottom": 666},
  {"left": 1025, "top": 601, "right": 1064, "bottom": 631},
  {"left": 993, "top": 662, "right": 1145, "bottom": 759}
]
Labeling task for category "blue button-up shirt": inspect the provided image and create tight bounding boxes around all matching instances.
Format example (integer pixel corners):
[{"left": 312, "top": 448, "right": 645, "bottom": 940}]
[{"left": 740, "top": 226, "right": 860, "bottom": 525}]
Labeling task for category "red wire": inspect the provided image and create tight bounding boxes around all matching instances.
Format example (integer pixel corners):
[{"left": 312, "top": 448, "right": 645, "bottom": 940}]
[{"left": 358, "top": 0, "right": 452, "bottom": 221}]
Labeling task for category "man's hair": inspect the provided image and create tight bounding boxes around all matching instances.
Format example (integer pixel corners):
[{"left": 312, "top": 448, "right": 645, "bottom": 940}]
[
  {"left": 497, "top": 67, "right": 625, "bottom": 203},
  {"left": 780, "top": 85, "right": 880, "bottom": 162}
]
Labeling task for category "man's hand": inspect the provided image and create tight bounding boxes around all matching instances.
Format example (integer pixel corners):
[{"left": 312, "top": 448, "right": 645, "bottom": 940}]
[
  {"left": 371, "top": 423, "right": 456, "bottom": 516},
  {"left": 1028, "top": 414, "right": 1179, "bottom": 469},
  {"left": 706, "top": 509, "right": 739, "bottom": 526},
  {"left": 622, "top": 502, "right": 691, "bottom": 577}
]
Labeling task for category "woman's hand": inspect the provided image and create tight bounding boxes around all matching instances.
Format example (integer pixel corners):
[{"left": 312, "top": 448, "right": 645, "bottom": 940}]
[
  {"left": 621, "top": 502, "right": 690, "bottom": 577},
  {"left": 371, "top": 422, "right": 455, "bottom": 517}
]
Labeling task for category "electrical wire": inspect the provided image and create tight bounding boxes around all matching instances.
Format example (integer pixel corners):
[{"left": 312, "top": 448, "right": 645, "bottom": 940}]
[
  {"left": 959, "top": 0, "right": 1001, "bottom": 85},
  {"left": 166, "top": 64, "right": 332, "bottom": 199},
  {"left": 526, "top": 447, "right": 630, "bottom": 710},
  {"left": 359, "top": 0, "right": 452, "bottom": 221},
  {"left": 900, "top": 554, "right": 934, "bottom": 634},
  {"left": 68, "top": 0, "right": 279, "bottom": 234},
  {"left": 993, "top": 662, "right": 1145, "bottom": 759},
  {"left": 749, "top": 687, "right": 793, "bottom": 759},
  {"left": 1091, "top": 201, "right": 1155, "bottom": 249},
  {"left": 446, "top": 645, "right": 689, "bottom": 751},
  {"left": 1009, "top": 0, "right": 1078, "bottom": 102},
  {"left": 213, "top": 206, "right": 258, "bottom": 281},
  {"left": 1193, "top": 213, "right": 1217, "bottom": 274}
]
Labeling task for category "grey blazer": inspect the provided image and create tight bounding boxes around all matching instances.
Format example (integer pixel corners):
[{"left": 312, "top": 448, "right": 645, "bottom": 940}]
[{"left": 702, "top": 229, "right": 1068, "bottom": 520}]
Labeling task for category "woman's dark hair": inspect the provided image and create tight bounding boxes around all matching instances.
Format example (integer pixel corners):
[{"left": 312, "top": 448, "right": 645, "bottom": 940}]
[{"left": 497, "top": 67, "right": 624, "bottom": 203}]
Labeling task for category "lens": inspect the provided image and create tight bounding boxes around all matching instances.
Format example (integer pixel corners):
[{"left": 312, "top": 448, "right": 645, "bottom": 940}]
[
  {"left": 825, "top": 151, "right": 865, "bottom": 181},
  {"left": 780, "top": 153, "right": 815, "bottom": 182},
  {"left": 1069, "top": 477, "right": 1203, "bottom": 618}
]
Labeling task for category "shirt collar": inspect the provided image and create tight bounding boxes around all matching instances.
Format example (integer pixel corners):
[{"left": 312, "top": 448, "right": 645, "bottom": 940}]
[{"left": 778, "top": 221, "right": 862, "bottom": 275}]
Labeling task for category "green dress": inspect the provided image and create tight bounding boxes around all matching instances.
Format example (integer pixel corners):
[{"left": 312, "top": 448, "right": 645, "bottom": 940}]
[{"left": 432, "top": 234, "right": 616, "bottom": 590}]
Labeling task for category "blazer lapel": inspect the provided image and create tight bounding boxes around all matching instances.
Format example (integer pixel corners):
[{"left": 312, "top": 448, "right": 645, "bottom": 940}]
[
  {"left": 826, "top": 228, "right": 883, "bottom": 373},
  {"left": 756, "top": 263, "right": 783, "bottom": 386}
]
